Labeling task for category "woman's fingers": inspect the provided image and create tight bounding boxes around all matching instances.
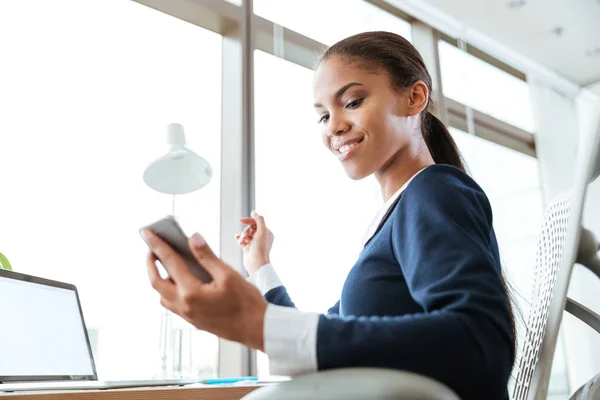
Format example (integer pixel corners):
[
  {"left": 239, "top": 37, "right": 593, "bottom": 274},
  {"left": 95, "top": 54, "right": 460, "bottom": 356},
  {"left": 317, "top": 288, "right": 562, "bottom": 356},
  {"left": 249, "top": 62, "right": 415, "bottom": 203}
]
[
  {"left": 242, "top": 224, "right": 253, "bottom": 236},
  {"left": 251, "top": 211, "right": 266, "bottom": 232},
  {"left": 145, "top": 251, "right": 176, "bottom": 301},
  {"left": 237, "top": 214, "right": 263, "bottom": 247},
  {"left": 237, "top": 225, "right": 252, "bottom": 246},
  {"left": 187, "top": 232, "right": 229, "bottom": 280},
  {"left": 141, "top": 229, "right": 190, "bottom": 285},
  {"left": 245, "top": 225, "right": 256, "bottom": 237},
  {"left": 241, "top": 223, "right": 257, "bottom": 239}
]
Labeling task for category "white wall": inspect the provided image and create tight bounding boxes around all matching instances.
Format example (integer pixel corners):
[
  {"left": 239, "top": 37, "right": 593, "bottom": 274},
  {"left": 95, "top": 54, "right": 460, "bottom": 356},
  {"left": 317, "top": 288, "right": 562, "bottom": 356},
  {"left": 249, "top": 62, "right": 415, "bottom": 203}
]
[{"left": 530, "top": 77, "right": 600, "bottom": 393}]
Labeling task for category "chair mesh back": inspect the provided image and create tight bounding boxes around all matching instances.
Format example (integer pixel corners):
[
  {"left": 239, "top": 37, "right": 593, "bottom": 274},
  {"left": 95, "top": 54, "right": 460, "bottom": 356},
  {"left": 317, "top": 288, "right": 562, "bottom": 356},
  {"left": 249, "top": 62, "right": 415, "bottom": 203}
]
[{"left": 512, "top": 195, "right": 571, "bottom": 400}]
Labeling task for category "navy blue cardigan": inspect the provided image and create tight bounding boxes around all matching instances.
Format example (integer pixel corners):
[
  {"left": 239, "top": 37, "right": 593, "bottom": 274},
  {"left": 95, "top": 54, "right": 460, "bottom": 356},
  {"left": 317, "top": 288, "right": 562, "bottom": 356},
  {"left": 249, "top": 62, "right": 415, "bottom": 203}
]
[{"left": 265, "top": 165, "right": 515, "bottom": 400}]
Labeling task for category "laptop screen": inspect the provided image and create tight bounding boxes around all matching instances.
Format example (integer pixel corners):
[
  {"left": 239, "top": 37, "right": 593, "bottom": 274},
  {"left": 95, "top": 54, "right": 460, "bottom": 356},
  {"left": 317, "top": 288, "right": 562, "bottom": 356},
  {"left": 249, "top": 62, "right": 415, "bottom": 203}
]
[{"left": 0, "top": 270, "right": 96, "bottom": 382}]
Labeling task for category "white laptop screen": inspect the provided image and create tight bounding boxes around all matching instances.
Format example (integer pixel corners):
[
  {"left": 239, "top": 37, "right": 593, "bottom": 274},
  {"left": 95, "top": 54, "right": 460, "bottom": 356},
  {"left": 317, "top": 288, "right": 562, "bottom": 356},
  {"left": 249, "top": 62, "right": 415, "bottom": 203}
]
[{"left": 0, "top": 272, "right": 96, "bottom": 381}]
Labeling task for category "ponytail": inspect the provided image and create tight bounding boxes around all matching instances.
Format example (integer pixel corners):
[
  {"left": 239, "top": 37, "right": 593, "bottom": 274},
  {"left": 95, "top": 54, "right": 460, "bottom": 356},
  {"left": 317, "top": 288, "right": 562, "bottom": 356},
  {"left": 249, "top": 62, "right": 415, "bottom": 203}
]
[{"left": 422, "top": 111, "right": 466, "bottom": 172}]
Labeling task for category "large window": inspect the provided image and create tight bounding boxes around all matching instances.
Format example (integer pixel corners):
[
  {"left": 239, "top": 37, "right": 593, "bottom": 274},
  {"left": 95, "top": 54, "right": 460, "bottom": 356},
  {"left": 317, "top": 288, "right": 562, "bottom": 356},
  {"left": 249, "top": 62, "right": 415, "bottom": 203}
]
[
  {"left": 254, "top": 50, "right": 381, "bottom": 312},
  {"left": 0, "top": 0, "right": 221, "bottom": 380},
  {"left": 254, "top": 0, "right": 412, "bottom": 45},
  {"left": 439, "top": 41, "right": 535, "bottom": 133}
]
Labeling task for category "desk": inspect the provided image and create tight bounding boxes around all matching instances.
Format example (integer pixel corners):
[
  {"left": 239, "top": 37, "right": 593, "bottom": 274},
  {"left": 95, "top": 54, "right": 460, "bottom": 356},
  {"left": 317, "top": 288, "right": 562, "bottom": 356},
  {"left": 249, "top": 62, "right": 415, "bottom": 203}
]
[{"left": 1, "top": 385, "right": 260, "bottom": 400}]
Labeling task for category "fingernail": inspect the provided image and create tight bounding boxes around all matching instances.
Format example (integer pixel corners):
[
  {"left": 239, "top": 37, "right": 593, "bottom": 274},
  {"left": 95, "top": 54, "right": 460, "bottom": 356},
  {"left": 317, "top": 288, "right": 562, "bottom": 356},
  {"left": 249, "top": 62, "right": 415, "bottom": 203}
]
[
  {"left": 251, "top": 210, "right": 257, "bottom": 216},
  {"left": 191, "top": 232, "right": 206, "bottom": 248},
  {"left": 140, "top": 229, "right": 150, "bottom": 242}
]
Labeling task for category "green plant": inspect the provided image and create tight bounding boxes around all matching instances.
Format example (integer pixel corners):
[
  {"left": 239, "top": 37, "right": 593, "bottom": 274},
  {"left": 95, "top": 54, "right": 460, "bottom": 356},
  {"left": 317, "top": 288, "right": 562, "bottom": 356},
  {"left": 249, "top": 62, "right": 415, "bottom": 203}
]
[{"left": 0, "top": 252, "right": 12, "bottom": 271}]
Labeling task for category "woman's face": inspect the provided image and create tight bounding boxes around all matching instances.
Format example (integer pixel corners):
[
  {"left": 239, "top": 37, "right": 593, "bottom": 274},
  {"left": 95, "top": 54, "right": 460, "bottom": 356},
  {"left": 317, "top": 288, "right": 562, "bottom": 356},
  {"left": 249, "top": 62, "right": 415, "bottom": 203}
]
[{"left": 313, "top": 56, "right": 425, "bottom": 180}]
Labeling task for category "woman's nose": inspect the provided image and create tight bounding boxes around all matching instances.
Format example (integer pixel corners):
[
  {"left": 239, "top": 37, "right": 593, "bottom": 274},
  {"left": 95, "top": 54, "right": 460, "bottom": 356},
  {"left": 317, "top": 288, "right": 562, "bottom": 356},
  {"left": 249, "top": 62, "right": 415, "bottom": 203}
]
[{"left": 327, "top": 115, "right": 350, "bottom": 137}]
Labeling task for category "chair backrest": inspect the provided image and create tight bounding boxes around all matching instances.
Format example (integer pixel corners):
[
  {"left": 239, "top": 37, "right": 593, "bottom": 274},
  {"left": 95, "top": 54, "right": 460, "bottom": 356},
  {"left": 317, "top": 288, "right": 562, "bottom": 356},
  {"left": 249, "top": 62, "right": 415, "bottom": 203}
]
[
  {"left": 511, "top": 194, "right": 571, "bottom": 400},
  {"left": 512, "top": 103, "right": 600, "bottom": 400}
]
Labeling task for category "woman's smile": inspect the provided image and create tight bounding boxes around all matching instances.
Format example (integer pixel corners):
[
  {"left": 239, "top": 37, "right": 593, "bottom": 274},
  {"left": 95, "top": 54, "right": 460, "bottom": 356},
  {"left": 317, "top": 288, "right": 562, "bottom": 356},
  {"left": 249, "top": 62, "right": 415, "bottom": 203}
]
[{"left": 334, "top": 137, "right": 364, "bottom": 161}]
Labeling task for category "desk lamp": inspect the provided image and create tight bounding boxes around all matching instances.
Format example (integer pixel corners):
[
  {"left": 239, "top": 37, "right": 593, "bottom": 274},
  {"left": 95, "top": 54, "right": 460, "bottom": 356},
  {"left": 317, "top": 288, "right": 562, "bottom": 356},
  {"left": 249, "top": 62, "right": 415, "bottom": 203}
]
[
  {"left": 143, "top": 123, "right": 212, "bottom": 213},
  {"left": 143, "top": 122, "right": 212, "bottom": 378}
]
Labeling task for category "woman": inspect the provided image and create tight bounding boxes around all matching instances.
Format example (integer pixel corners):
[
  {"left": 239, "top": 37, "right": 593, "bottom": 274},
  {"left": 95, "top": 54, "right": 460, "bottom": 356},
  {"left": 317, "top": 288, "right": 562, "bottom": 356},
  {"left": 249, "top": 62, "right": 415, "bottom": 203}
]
[{"left": 141, "top": 31, "right": 515, "bottom": 400}]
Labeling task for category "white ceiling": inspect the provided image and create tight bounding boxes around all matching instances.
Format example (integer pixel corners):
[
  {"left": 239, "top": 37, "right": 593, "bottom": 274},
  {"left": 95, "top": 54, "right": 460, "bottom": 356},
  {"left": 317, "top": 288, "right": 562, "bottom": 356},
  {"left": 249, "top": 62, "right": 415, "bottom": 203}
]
[{"left": 420, "top": 0, "right": 600, "bottom": 87}]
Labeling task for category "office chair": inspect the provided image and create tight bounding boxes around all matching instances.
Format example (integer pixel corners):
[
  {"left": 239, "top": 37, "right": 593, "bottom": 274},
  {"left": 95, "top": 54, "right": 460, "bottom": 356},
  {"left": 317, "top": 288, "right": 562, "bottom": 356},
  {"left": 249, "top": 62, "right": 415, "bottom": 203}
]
[
  {"left": 243, "top": 105, "right": 600, "bottom": 400},
  {"left": 515, "top": 103, "right": 600, "bottom": 400}
]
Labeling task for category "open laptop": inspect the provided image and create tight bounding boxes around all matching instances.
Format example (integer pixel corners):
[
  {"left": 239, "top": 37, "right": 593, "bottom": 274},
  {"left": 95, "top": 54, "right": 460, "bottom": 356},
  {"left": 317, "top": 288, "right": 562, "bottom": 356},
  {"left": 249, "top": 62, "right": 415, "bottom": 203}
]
[{"left": 0, "top": 269, "right": 196, "bottom": 392}]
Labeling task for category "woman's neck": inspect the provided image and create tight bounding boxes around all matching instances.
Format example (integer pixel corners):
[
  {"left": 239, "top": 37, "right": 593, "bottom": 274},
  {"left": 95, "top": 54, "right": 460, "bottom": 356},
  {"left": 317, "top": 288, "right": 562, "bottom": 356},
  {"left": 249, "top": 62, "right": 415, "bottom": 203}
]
[{"left": 375, "top": 147, "right": 435, "bottom": 202}]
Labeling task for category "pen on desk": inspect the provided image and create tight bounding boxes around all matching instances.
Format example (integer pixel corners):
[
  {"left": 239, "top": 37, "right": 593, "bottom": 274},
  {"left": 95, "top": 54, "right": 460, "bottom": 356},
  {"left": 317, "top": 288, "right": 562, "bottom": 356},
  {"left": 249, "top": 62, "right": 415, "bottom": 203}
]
[{"left": 200, "top": 377, "right": 259, "bottom": 384}]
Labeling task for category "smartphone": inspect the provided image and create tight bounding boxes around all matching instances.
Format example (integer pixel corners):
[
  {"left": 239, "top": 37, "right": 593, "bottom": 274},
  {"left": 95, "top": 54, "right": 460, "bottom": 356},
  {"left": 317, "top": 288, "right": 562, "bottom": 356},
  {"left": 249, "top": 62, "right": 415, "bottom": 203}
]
[{"left": 141, "top": 216, "right": 213, "bottom": 283}]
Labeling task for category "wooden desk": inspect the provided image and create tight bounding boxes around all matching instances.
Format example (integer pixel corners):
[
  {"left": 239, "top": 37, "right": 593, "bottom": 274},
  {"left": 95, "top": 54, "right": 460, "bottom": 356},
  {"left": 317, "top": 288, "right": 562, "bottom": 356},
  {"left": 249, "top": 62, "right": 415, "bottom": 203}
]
[{"left": 2, "top": 385, "right": 261, "bottom": 400}]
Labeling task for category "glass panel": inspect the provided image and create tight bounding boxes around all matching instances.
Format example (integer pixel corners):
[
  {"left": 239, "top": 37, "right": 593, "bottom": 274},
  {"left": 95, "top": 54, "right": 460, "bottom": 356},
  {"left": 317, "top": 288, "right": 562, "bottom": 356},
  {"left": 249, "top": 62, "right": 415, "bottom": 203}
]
[
  {"left": 450, "top": 128, "right": 569, "bottom": 395},
  {"left": 0, "top": 0, "right": 221, "bottom": 380},
  {"left": 254, "top": 0, "right": 411, "bottom": 46},
  {"left": 254, "top": 50, "right": 383, "bottom": 375},
  {"left": 440, "top": 41, "right": 535, "bottom": 133}
]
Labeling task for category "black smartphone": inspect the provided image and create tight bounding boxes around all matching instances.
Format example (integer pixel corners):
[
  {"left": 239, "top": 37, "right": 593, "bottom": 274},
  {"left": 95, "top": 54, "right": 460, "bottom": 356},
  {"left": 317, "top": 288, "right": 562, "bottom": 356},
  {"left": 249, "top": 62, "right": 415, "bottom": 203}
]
[{"left": 141, "top": 216, "right": 213, "bottom": 283}]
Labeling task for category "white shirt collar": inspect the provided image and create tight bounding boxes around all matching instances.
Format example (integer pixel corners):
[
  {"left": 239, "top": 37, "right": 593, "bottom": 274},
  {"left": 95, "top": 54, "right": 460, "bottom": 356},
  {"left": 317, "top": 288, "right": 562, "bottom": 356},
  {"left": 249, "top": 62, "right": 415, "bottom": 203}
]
[{"left": 362, "top": 168, "right": 426, "bottom": 246}]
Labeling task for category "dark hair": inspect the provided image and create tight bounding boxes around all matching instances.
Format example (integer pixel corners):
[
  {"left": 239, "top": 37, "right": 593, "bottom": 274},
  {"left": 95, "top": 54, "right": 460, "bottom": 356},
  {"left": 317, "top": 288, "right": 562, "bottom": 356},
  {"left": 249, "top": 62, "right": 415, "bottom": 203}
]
[{"left": 319, "top": 31, "right": 517, "bottom": 355}]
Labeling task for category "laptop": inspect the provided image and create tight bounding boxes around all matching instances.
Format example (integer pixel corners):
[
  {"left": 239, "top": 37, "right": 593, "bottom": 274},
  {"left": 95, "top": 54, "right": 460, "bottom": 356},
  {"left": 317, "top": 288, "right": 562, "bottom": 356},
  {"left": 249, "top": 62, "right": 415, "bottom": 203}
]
[{"left": 0, "top": 269, "right": 196, "bottom": 392}]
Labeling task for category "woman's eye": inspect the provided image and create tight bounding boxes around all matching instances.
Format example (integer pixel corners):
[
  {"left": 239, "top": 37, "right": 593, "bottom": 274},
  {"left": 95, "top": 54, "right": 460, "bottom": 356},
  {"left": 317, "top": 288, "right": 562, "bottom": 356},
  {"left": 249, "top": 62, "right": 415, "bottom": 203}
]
[
  {"left": 318, "top": 114, "right": 330, "bottom": 124},
  {"left": 346, "top": 98, "right": 363, "bottom": 109}
]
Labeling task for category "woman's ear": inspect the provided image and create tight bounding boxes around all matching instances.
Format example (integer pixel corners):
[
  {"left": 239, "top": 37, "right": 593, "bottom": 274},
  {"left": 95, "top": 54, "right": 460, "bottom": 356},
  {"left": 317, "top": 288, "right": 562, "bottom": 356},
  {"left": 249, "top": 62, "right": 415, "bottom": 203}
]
[{"left": 406, "top": 80, "right": 429, "bottom": 117}]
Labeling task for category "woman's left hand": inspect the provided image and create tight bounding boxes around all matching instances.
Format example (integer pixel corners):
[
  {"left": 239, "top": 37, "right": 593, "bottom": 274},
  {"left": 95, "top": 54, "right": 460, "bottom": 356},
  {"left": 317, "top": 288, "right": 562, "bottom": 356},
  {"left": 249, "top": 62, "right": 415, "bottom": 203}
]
[{"left": 140, "top": 229, "right": 267, "bottom": 351}]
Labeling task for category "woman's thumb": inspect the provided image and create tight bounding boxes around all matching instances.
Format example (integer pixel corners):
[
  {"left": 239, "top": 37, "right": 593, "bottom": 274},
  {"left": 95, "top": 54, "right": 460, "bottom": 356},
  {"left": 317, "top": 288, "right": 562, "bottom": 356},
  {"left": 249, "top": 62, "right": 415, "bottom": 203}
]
[{"left": 188, "top": 232, "right": 225, "bottom": 277}]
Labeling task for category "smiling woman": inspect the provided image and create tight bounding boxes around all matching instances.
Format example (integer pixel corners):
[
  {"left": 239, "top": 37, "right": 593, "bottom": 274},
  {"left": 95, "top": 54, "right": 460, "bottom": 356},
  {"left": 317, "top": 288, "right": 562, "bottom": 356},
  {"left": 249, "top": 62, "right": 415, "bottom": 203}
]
[{"left": 146, "top": 31, "right": 517, "bottom": 400}]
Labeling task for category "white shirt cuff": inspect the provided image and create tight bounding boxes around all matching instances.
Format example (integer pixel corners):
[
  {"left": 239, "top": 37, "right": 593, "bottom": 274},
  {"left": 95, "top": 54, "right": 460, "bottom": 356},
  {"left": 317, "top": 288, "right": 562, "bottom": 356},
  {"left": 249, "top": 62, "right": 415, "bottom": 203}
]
[
  {"left": 248, "top": 263, "right": 283, "bottom": 295},
  {"left": 264, "top": 304, "right": 319, "bottom": 376}
]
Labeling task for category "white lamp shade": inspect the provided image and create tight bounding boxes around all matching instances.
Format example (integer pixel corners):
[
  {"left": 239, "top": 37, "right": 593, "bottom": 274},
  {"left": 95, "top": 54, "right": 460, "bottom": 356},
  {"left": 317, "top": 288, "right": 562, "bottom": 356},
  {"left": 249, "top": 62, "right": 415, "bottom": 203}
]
[
  {"left": 143, "top": 150, "right": 212, "bottom": 195},
  {"left": 143, "top": 123, "right": 213, "bottom": 195}
]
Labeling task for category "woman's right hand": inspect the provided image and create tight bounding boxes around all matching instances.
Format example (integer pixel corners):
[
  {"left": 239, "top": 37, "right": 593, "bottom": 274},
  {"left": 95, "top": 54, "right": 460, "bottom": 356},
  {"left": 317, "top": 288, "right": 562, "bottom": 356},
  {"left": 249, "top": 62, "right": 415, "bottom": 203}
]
[{"left": 235, "top": 210, "right": 274, "bottom": 275}]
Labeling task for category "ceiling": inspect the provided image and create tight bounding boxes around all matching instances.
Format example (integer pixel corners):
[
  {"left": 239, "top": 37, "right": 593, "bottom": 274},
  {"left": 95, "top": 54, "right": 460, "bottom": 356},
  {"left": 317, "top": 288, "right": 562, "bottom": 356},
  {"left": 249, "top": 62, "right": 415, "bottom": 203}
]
[{"left": 420, "top": 0, "right": 600, "bottom": 87}]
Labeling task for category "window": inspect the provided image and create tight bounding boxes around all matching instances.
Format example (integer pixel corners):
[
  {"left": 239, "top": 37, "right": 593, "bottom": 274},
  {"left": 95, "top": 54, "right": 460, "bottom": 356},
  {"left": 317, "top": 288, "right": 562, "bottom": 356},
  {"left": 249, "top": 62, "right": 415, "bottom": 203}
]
[
  {"left": 254, "top": 50, "right": 383, "bottom": 375},
  {"left": 0, "top": 0, "right": 221, "bottom": 380},
  {"left": 439, "top": 41, "right": 535, "bottom": 133},
  {"left": 254, "top": 0, "right": 412, "bottom": 45},
  {"left": 450, "top": 128, "right": 569, "bottom": 395},
  {"left": 254, "top": 50, "right": 381, "bottom": 312}
]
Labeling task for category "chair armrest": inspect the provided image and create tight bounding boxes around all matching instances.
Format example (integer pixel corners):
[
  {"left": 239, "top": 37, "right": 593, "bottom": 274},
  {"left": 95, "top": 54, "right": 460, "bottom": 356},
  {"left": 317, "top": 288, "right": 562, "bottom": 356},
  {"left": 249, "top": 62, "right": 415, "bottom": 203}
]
[
  {"left": 565, "top": 297, "right": 600, "bottom": 334},
  {"left": 242, "top": 368, "right": 460, "bottom": 400},
  {"left": 569, "top": 371, "right": 600, "bottom": 400},
  {"left": 576, "top": 227, "right": 600, "bottom": 279}
]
